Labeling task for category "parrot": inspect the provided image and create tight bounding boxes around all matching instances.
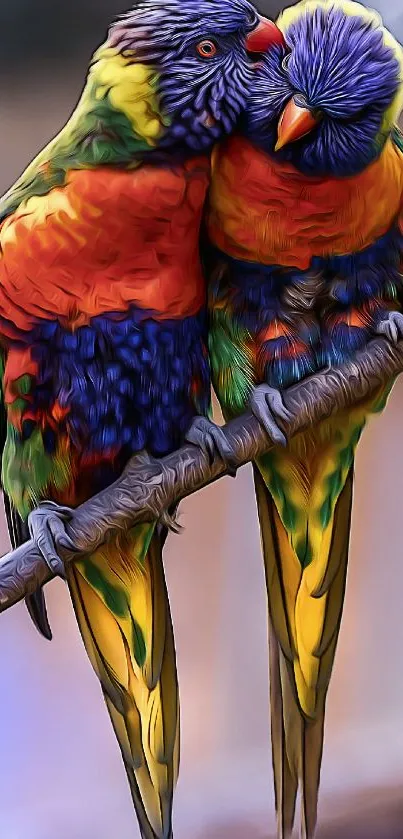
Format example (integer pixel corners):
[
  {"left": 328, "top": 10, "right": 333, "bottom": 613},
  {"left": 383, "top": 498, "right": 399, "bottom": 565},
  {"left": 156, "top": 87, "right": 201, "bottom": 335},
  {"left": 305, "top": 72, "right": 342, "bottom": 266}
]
[
  {"left": 203, "top": 1, "right": 403, "bottom": 837},
  {"left": 0, "top": 2, "right": 282, "bottom": 837}
]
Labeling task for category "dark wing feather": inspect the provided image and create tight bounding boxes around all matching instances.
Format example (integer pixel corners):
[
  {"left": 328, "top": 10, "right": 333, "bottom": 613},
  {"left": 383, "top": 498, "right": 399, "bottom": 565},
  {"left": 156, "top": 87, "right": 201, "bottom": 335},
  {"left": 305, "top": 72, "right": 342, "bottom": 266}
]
[
  {"left": 392, "top": 124, "right": 403, "bottom": 153},
  {"left": 0, "top": 356, "right": 52, "bottom": 640}
]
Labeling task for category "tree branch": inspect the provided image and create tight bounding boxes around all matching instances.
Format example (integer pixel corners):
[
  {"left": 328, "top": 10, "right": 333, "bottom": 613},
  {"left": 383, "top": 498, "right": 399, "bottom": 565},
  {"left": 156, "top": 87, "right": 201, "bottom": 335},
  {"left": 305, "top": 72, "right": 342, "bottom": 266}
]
[{"left": 0, "top": 335, "right": 402, "bottom": 614}]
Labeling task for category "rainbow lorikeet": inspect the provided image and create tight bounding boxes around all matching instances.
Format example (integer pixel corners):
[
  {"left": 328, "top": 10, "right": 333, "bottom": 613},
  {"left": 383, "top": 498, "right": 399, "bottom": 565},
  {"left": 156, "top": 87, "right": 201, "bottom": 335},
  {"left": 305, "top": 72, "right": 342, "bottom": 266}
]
[
  {"left": 0, "top": 2, "right": 281, "bottom": 836},
  {"left": 204, "top": 1, "right": 403, "bottom": 836}
]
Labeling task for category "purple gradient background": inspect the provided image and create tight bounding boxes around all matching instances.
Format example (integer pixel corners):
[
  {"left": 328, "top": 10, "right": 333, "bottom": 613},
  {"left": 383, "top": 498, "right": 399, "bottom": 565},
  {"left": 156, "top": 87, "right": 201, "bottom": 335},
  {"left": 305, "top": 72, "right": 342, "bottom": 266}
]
[{"left": 1, "top": 2, "right": 403, "bottom": 836}]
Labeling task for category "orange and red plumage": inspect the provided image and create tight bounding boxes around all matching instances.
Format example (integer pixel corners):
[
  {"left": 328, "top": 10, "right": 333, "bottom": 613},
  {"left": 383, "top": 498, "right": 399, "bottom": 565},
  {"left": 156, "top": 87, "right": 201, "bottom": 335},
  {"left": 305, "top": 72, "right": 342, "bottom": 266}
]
[
  {"left": 208, "top": 134, "right": 403, "bottom": 270},
  {"left": 0, "top": 160, "right": 209, "bottom": 335}
]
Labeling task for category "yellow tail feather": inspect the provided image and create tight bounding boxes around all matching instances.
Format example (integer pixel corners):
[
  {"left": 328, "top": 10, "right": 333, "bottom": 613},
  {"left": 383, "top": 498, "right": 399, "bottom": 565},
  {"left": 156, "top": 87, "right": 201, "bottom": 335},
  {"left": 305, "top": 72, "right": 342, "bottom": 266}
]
[
  {"left": 67, "top": 525, "right": 179, "bottom": 839},
  {"left": 254, "top": 455, "right": 354, "bottom": 839},
  {"left": 268, "top": 614, "right": 298, "bottom": 838}
]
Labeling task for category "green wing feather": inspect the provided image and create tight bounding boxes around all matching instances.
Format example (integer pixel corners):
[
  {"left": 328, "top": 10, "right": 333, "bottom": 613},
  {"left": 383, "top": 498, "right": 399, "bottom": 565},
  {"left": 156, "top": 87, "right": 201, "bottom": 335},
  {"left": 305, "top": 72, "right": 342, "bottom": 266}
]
[{"left": 0, "top": 351, "right": 52, "bottom": 638}]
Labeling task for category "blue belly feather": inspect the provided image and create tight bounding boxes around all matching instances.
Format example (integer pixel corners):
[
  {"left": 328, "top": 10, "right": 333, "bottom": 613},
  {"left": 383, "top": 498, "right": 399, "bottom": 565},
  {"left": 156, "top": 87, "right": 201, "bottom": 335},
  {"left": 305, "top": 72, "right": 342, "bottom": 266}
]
[
  {"left": 25, "top": 307, "right": 210, "bottom": 467},
  {"left": 209, "top": 225, "right": 403, "bottom": 389}
]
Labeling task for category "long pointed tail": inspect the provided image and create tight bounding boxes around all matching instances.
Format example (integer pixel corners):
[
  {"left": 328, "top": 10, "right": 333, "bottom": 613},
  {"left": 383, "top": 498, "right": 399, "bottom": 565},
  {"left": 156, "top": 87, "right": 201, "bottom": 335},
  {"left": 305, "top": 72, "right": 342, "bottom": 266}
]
[
  {"left": 267, "top": 612, "right": 297, "bottom": 838},
  {"left": 67, "top": 524, "right": 179, "bottom": 839},
  {"left": 268, "top": 616, "right": 327, "bottom": 839},
  {"left": 254, "top": 451, "right": 354, "bottom": 839}
]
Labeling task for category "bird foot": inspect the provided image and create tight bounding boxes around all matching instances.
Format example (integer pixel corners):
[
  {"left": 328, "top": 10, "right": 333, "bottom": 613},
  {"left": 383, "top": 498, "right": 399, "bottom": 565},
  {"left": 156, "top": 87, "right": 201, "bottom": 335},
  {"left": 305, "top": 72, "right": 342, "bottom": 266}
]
[
  {"left": 28, "top": 501, "right": 78, "bottom": 578},
  {"left": 376, "top": 311, "right": 403, "bottom": 344},
  {"left": 185, "top": 416, "right": 238, "bottom": 476},
  {"left": 249, "top": 384, "right": 291, "bottom": 447}
]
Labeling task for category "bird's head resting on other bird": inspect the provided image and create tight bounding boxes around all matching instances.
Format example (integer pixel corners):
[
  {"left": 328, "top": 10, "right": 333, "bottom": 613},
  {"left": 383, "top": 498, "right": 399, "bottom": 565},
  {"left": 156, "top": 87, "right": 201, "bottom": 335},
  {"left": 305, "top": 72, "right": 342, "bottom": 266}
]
[
  {"left": 244, "top": 0, "right": 403, "bottom": 177},
  {"left": 84, "top": 0, "right": 284, "bottom": 156}
]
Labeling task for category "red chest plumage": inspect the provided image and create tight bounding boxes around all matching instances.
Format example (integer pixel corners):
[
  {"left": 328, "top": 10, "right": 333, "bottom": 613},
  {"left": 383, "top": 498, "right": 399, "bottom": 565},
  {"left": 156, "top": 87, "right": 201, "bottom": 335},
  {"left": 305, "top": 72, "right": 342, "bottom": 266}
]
[{"left": 0, "top": 156, "right": 211, "bottom": 337}]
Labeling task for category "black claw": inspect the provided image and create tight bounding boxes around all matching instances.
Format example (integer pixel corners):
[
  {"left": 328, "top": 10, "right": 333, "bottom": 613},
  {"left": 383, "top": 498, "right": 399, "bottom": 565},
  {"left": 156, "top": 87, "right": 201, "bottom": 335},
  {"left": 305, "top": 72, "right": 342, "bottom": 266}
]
[
  {"left": 5, "top": 509, "right": 53, "bottom": 640},
  {"left": 25, "top": 588, "right": 53, "bottom": 641},
  {"left": 159, "top": 509, "right": 182, "bottom": 534}
]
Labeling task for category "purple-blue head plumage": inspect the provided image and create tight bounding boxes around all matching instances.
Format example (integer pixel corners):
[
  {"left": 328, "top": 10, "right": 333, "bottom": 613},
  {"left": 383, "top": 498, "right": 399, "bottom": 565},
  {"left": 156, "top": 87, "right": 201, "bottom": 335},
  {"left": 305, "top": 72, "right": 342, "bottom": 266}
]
[
  {"left": 245, "top": 0, "right": 403, "bottom": 176},
  {"left": 109, "top": 0, "right": 282, "bottom": 153}
]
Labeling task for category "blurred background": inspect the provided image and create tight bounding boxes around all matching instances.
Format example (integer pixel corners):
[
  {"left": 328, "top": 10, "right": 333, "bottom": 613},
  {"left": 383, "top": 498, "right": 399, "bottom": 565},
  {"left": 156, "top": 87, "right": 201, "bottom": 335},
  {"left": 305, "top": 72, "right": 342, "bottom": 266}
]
[{"left": 2, "top": 1, "right": 403, "bottom": 837}]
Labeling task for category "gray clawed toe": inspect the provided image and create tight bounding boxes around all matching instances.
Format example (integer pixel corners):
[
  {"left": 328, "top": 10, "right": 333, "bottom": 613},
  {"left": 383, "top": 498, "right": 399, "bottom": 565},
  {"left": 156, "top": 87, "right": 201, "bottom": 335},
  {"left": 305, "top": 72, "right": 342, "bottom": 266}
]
[
  {"left": 28, "top": 501, "right": 77, "bottom": 578},
  {"left": 249, "top": 384, "right": 291, "bottom": 447},
  {"left": 185, "top": 416, "right": 238, "bottom": 476},
  {"left": 376, "top": 311, "right": 403, "bottom": 344}
]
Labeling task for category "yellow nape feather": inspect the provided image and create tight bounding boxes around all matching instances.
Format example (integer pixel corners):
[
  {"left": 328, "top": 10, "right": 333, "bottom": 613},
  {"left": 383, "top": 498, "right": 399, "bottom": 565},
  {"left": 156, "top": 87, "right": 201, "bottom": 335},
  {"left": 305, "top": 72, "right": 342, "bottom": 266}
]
[
  {"left": 88, "top": 44, "right": 167, "bottom": 145},
  {"left": 277, "top": 0, "right": 403, "bottom": 132}
]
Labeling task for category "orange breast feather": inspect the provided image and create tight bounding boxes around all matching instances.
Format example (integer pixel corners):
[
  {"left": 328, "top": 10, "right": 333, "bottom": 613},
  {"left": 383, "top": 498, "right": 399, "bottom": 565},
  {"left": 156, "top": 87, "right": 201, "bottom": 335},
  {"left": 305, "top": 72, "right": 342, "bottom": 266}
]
[
  {"left": 207, "top": 135, "right": 403, "bottom": 268},
  {"left": 0, "top": 157, "right": 210, "bottom": 335}
]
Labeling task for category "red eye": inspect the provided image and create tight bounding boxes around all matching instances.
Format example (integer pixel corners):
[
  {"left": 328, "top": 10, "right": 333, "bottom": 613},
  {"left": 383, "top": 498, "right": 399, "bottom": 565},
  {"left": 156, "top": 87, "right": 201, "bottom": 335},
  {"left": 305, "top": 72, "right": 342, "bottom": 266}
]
[{"left": 196, "top": 39, "right": 218, "bottom": 58}]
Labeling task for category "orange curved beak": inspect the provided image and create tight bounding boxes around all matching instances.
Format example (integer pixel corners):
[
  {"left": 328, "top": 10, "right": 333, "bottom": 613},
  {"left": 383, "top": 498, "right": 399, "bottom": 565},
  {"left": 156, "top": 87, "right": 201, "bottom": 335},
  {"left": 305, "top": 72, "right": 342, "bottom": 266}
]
[
  {"left": 245, "top": 16, "right": 286, "bottom": 52},
  {"left": 275, "top": 98, "right": 320, "bottom": 151}
]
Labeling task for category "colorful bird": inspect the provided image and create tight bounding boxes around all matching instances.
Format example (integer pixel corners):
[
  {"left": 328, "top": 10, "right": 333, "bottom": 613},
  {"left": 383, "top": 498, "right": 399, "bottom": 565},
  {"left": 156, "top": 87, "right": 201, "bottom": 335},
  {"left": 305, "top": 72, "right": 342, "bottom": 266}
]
[
  {"left": 0, "top": 3, "right": 280, "bottom": 836},
  {"left": 205, "top": 2, "right": 403, "bottom": 836}
]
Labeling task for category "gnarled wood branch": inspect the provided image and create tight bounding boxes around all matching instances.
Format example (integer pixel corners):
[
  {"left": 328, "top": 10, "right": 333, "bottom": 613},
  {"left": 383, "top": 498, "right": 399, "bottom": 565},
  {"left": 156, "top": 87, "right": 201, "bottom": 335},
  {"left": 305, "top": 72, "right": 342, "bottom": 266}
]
[{"left": 0, "top": 334, "right": 402, "bottom": 614}]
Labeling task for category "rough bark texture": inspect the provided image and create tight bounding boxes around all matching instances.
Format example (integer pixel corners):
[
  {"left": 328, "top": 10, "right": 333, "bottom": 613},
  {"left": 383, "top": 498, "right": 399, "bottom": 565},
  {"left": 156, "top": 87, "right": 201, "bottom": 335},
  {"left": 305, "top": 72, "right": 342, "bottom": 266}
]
[{"left": 0, "top": 335, "right": 402, "bottom": 614}]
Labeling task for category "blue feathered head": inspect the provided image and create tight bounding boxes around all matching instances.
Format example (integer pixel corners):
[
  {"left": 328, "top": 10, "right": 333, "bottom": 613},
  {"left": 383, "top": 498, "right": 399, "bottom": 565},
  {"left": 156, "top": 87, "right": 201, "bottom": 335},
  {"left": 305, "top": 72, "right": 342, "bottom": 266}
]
[
  {"left": 245, "top": 0, "right": 403, "bottom": 176},
  {"left": 107, "top": 0, "right": 284, "bottom": 152}
]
